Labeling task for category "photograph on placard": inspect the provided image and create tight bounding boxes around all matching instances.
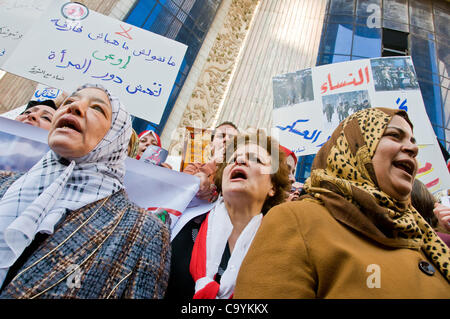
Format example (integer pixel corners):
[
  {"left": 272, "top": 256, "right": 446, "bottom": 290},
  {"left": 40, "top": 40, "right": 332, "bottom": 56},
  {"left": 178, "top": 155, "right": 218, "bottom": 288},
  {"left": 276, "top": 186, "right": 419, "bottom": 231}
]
[
  {"left": 272, "top": 68, "right": 313, "bottom": 109},
  {"left": 321, "top": 90, "right": 371, "bottom": 125},
  {"left": 370, "top": 57, "right": 419, "bottom": 92}
]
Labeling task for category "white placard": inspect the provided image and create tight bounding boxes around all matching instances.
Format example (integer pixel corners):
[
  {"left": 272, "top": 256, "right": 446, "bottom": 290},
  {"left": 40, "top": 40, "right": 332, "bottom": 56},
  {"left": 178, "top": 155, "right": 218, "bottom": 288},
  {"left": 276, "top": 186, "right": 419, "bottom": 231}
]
[
  {"left": 1, "top": 1, "right": 187, "bottom": 125},
  {"left": 272, "top": 56, "right": 449, "bottom": 194},
  {"left": 0, "top": 0, "right": 64, "bottom": 66},
  {"left": 32, "top": 83, "right": 65, "bottom": 102},
  {"left": 415, "top": 143, "right": 450, "bottom": 195},
  {"left": 273, "top": 57, "right": 436, "bottom": 157}
]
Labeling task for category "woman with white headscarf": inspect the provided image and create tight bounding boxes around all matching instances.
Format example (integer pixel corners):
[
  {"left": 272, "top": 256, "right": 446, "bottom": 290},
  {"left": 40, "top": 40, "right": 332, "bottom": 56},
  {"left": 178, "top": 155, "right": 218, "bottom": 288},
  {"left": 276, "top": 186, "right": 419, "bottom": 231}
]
[{"left": 0, "top": 84, "right": 170, "bottom": 298}]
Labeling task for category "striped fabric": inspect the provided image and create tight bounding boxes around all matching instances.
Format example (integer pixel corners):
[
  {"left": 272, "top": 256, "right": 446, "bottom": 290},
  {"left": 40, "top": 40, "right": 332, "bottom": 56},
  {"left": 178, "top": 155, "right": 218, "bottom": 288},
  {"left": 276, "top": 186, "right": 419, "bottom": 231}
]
[
  {"left": 0, "top": 84, "right": 132, "bottom": 287},
  {"left": 0, "top": 171, "right": 171, "bottom": 299}
]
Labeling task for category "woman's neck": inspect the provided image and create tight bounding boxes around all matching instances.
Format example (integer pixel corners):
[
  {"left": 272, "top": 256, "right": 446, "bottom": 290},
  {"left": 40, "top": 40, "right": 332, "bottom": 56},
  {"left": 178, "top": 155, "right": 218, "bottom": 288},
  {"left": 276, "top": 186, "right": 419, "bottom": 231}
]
[{"left": 224, "top": 199, "right": 263, "bottom": 253}]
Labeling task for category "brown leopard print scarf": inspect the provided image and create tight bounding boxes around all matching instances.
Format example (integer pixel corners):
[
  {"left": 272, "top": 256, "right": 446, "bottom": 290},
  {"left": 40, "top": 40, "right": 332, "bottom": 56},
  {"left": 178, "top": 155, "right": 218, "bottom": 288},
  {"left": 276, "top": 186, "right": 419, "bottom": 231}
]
[{"left": 304, "top": 107, "right": 449, "bottom": 282}]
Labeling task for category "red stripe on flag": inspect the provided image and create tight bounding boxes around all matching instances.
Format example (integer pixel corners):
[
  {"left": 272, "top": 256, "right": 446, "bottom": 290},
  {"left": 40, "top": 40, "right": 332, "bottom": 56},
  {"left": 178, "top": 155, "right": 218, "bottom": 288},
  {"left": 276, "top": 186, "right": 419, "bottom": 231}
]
[{"left": 147, "top": 207, "right": 182, "bottom": 216}]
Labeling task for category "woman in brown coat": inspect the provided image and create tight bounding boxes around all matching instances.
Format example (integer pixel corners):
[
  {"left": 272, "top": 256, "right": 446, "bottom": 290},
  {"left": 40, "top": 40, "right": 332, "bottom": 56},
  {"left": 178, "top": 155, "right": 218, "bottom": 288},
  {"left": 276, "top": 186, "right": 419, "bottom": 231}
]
[{"left": 234, "top": 107, "right": 450, "bottom": 298}]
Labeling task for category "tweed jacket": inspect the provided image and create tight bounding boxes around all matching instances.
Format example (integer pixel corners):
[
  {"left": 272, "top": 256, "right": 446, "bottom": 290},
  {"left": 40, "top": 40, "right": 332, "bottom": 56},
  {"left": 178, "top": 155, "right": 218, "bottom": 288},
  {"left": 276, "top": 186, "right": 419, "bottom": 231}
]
[
  {"left": 0, "top": 171, "right": 171, "bottom": 299},
  {"left": 234, "top": 200, "right": 450, "bottom": 299}
]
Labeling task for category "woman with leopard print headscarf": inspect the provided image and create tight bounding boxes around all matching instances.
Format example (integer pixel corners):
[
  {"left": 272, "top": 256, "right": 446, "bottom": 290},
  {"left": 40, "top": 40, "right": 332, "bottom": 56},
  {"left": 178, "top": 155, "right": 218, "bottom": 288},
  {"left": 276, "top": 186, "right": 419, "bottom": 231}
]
[{"left": 234, "top": 107, "right": 450, "bottom": 298}]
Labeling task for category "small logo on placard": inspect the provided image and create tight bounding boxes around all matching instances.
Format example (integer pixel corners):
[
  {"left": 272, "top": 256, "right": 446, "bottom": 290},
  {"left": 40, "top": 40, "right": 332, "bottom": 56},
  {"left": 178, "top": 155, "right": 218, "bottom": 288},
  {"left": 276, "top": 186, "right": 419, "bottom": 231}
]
[{"left": 61, "top": 2, "right": 89, "bottom": 21}]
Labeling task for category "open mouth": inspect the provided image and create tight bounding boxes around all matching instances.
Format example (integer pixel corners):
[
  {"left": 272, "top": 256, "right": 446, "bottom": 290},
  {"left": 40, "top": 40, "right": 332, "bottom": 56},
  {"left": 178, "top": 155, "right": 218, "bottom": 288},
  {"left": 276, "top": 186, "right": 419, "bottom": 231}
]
[
  {"left": 56, "top": 116, "right": 82, "bottom": 133},
  {"left": 393, "top": 160, "right": 415, "bottom": 176},
  {"left": 230, "top": 168, "right": 248, "bottom": 181}
]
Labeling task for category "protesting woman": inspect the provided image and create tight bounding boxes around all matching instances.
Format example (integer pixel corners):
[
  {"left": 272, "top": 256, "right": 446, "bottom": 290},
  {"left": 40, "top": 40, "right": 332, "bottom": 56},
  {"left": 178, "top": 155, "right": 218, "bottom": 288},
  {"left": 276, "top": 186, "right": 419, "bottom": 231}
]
[
  {"left": 234, "top": 108, "right": 450, "bottom": 298},
  {"left": 0, "top": 84, "right": 170, "bottom": 298},
  {"left": 166, "top": 131, "right": 290, "bottom": 299}
]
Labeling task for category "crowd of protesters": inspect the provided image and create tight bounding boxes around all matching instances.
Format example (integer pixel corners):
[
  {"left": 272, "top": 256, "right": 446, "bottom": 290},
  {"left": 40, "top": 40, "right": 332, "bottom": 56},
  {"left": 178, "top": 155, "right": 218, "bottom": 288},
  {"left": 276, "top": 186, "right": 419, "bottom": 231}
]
[{"left": 0, "top": 83, "right": 449, "bottom": 299}]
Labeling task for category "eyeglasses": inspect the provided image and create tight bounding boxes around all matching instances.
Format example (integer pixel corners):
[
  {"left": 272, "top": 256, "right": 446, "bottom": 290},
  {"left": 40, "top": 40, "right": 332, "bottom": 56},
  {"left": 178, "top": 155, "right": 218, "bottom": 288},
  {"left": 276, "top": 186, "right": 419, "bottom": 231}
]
[{"left": 290, "top": 186, "right": 303, "bottom": 193}]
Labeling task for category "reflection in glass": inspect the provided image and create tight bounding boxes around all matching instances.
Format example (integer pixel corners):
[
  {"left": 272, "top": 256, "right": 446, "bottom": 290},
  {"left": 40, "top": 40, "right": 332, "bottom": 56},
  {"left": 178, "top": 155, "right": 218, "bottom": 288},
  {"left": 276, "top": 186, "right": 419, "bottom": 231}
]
[
  {"left": 332, "top": 55, "right": 351, "bottom": 63},
  {"left": 329, "top": 0, "right": 354, "bottom": 15},
  {"left": 322, "top": 23, "right": 353, "bottom": 55},
  {"left": 409, "top": 25, "right": 434, "bottom": 40},
  {"left": 410, "top": 35, "right": 438, "bottom": 74},
  {"left": 383, "top": 0, "right": 408, "bottom": 24},
  {"left": 419, "top": 80, "right": 444, "bottom": 130},
  {"left": 409, "top": 0, "right": 433, "bottom": 31},
  {"left": 356, "top": 0, "right": 381, "bottom": 17},
  {"left": 436, "top": 41, "right": 450, "bottom": 78},
  {"left": 328, "top": 14, "right": 354, "bottom": 24},
  {"left": 383, "top": 19, "right": 409, "bottom": 33},
  {"left": 352, "top": 25, "right": 381, "bottom": 58},
  {"left": 125, "top": 0, "right": 222, "bottom": 134},
  {"left": 433, "top": 6, "right": 450, "bottom": 37}
]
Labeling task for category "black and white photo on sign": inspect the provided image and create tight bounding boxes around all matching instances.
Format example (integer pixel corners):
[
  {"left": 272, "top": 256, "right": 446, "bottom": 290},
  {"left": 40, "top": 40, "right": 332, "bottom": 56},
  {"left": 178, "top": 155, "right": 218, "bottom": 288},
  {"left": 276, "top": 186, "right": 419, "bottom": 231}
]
[{"left": 370, "top": 57, "right": 419, "bottom": 92}]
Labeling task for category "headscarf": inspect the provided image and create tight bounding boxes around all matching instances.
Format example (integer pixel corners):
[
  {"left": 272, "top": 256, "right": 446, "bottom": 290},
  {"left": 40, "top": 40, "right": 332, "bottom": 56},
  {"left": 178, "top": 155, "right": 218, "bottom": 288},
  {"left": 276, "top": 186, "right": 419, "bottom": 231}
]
[
  {"left": 127, "top": 128, "right": 139, "bottom": 159},
  {"left": 304, "top": 107, "right": 449, "bottom": 282},
  {"left": 138, "top": 130, "right": 161, "bottom": 147},
  {"left": 0, "top": 83, "right": 132, "bottom": 286},
  {"left": 280, "top": 145, "right": 297, "bottom": 165},
  {"left": 22, "top": 99, "right": 58, "bottom": 113}
]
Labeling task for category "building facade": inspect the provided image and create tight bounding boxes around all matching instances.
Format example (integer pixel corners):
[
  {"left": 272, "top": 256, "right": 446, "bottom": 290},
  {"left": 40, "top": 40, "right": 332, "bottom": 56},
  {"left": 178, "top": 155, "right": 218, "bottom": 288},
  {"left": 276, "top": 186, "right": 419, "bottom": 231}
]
[{"left": 0, "top": 0, "right": 448, "bottom": 182}]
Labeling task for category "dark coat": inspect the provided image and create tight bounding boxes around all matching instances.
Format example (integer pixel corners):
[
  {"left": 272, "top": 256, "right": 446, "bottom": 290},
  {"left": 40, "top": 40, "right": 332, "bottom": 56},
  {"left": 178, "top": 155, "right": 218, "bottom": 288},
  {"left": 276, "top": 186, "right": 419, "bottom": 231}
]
[{"left": 0, "top": 171, "right": 171, "bottom": 299}]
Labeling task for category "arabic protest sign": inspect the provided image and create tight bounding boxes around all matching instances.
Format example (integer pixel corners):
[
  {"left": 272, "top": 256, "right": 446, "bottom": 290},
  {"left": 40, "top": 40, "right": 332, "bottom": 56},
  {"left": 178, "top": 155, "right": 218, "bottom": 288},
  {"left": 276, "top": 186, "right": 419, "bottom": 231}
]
[
  {"left": 273, "top": 57, "right": 436, "bottom": 157},
  {"left": 415, "top": 143, "right": 450, "bottom": 196},
  {"left": 1, "top": 1, "right": 187, "bottom": 125},
  {"left": 0, "top": 0, "right": 65, "bottom": 66},
  {"left": 32, "top": 83, "right": 65, "bottom": 102},
  {"left": 273, "top": 56, "right": 448, "bottom": 194}
]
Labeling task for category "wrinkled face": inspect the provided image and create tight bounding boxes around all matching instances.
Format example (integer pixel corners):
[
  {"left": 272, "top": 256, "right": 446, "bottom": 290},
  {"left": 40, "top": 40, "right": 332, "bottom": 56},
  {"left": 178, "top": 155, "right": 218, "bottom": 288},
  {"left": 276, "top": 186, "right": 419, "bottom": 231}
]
[
  {"left": 372, "top": 115, "right": 418, "bottom": 201},
  {"left": 48, "top": 87, "right": 112, "bottom": 159},
  {"left": 286, "top": 155, "right": 296, "bottom": 185},
  {"left": 16, "top": 104, "right": 55, "bottom": 130},
  {"left": 222, "top": 143, "right": 275, "bottom": 205},
  {"left": 211, "top": 124, "right": 238, "bottom": 161},
  {"left": 287, "top": 181, "right": 304, "bottom": 201},
  {"left": 138, "top": 133, "right": 158, "bottom": 157}
]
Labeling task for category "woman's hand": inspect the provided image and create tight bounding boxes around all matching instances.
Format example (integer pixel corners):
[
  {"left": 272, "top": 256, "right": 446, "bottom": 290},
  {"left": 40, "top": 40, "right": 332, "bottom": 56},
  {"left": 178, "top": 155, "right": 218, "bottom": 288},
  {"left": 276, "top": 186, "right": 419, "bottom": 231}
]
[
  {"left": 161, "top": 163, "right": 173, "bottom": 169},
  {"left": 195, "top": 172, "right": 218, "bottom": 202},
  {"left": 433, "top": 202, "right": 450, "bottom": 232}
]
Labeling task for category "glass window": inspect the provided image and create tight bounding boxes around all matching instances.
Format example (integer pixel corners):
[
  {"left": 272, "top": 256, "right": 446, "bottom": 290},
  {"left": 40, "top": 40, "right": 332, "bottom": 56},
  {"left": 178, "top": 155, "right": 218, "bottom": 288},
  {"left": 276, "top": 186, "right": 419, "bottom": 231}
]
[
  {"left": 176, "top": 8, "right": 188, "bottom": 23},
  {"left": 419, "top": 81, "right": 444, "bottom": 129},
  {"left": 329, "top": 0, "right": 354, "bottom": 15},
  {"left": 409, "top": 0, "right": 433, "bottom": 32},
  {"left": 415, "top": 68, "right": 440, "bottom": 86},
  {"left": 383, "top": 0, "right": 408, "bottom": 24},
  {"left": 328, "top": 14, "right": 354, "bottom": 24},
  {"left": 433, "top": 6, "right": 450, "bottom": 38},
  {"left": 317, "top": 54, "right": 334, "bottom": 66},
  {"left": 356, "top": 0, "right": 381, "bottom": 17},
  {"left": 125, "top": 1, "right": 157, "bottom": 25},
  {"left": 410, "top": 35, "right": 438, "bottom": 75},
  {"left": 351, "top": 55, "right": 368, "bottom": 61},
  {"left": 382, "top": 19, "right": 409, "bottom": 33},
  {"left": 352, "top": 25, "right": 381, "bottom": 57},
  {"left": 175, "top": 26, "right": 201, "bottom": 66},
  {"left": 164, "top": 0, "right": 181, "bottom": 16},
  {"left": 187, "top": 0, "right": 220, "bottom": 31},
  {"left": 146, "top": 5, "right": 174, "bottom": 35},
  {"left": 442, "top": 86, "right": 449, "bottom": 132},
  {"left": 166, "top": 18, "right": 183, "bottom": 39},
  {"left": 409, "top": 25, "right": 434, "bottom": 41},
  {"left": 125, "top": 0, "right": 223, "bottom": 133},
  {"left": 436, "top": 41, "right": 450, "bottom": 79},
  {"left": 322, "top": 23, "right": 353, "bottom": 55},
  {"left": 332, "top": 55, "right": 351, "bottom": 63}
]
